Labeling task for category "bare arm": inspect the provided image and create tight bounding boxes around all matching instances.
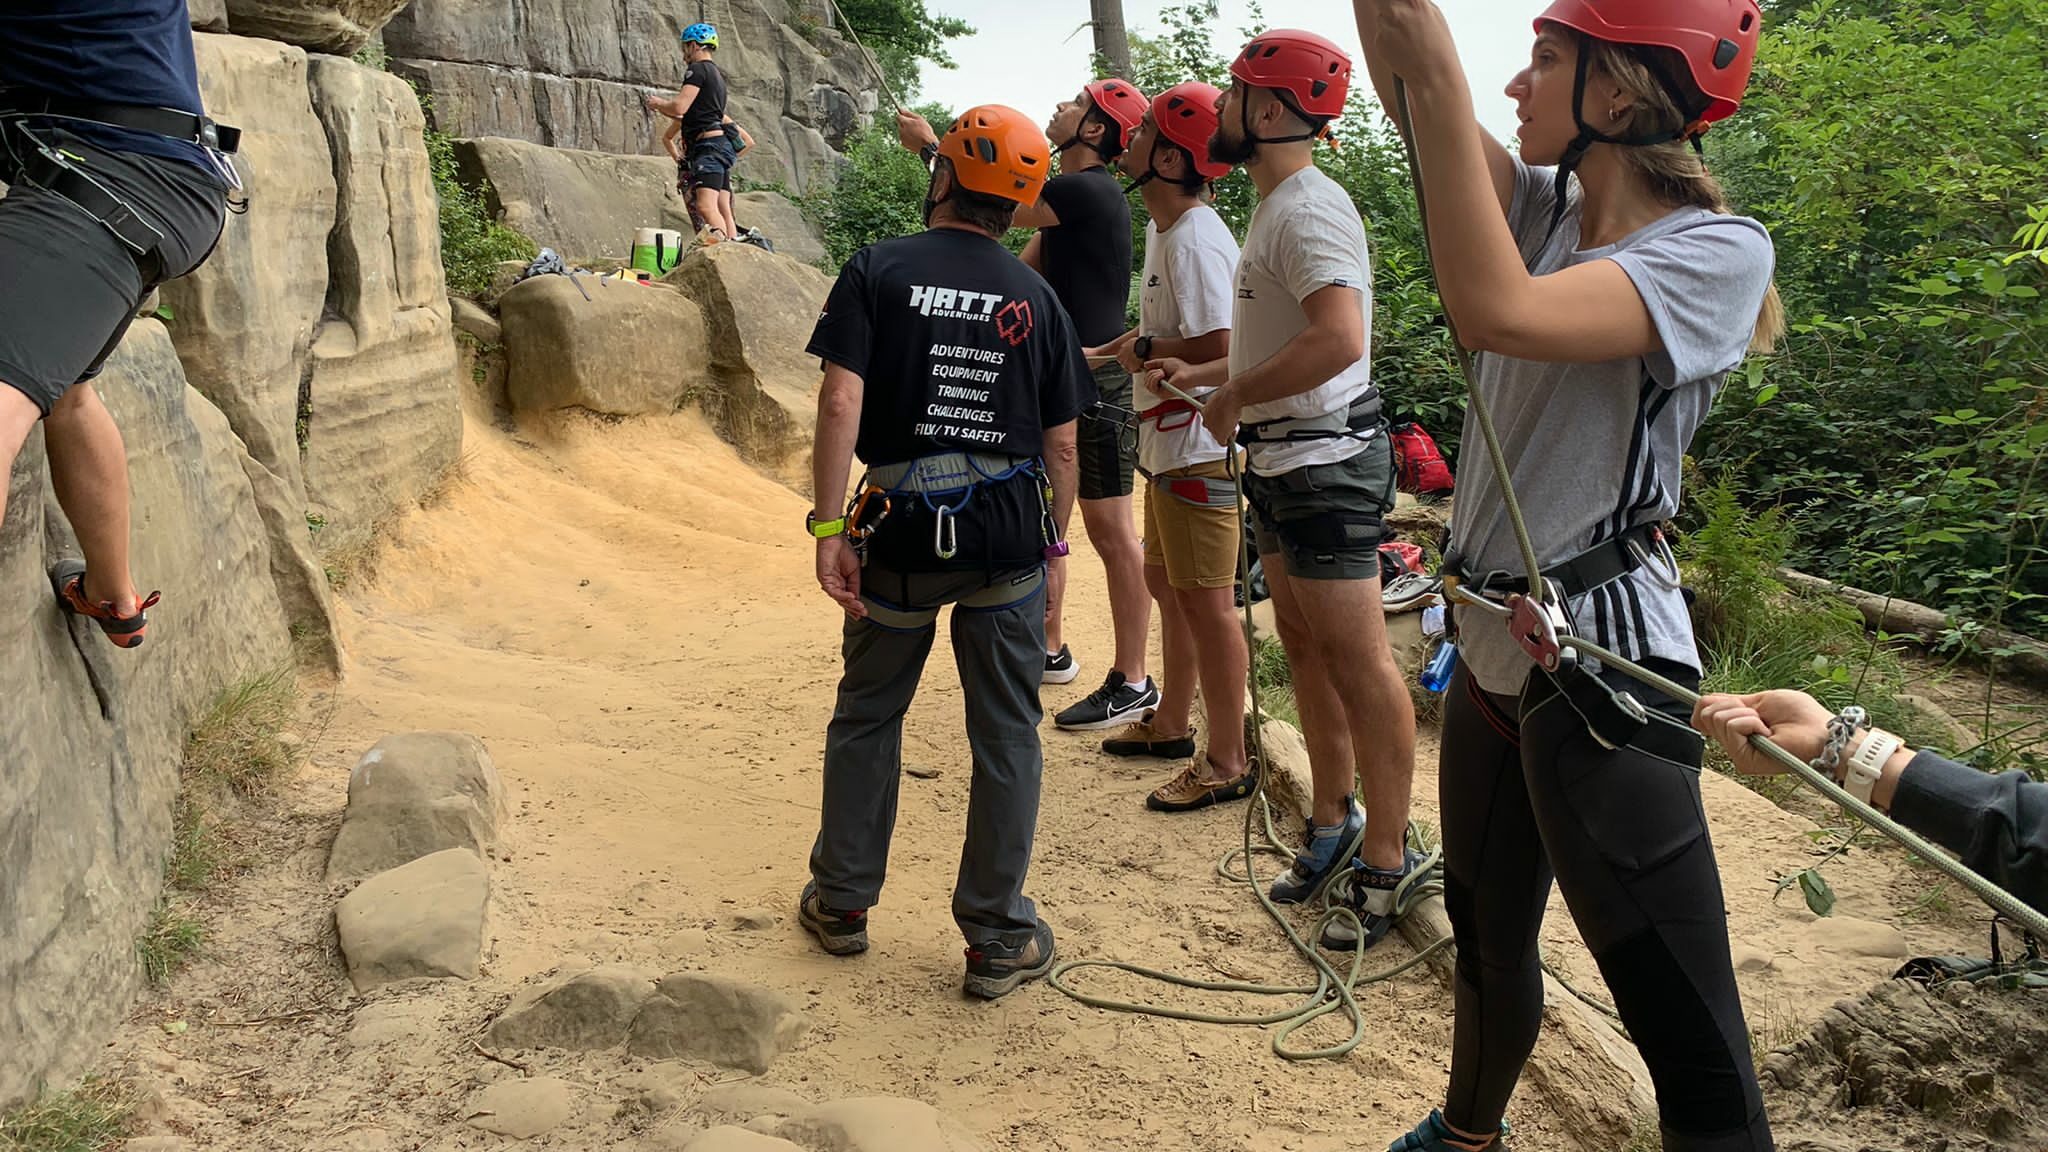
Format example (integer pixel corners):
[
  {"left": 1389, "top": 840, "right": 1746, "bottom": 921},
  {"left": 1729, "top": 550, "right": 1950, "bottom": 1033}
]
[
  {"left": 1010, "top": 198, "right": 1061, "bottom": 230},
  {"left": 1355, "top": 0, "right": 1513, "bottom": 215},
  {"left": 646, "top": 83, "right": 702, "bottom": 120},
  {"left": 811, "top": 362, "right": 865, "bottom": 616},
  {"left": 1085, "top": 325, "right": 1139, "bottom": 360},
  {"left": 661, "top": 118, "right": 682, "bottom": 161},
  {"left": 1042, "top": 419, "right": 1078, "bottom": 534},
  {"left": 1224, "top": 285, "right": 1363, "bottom": 408},
  {"left": 1019, "top": 232, "right": 1045, "bottom": 272}
]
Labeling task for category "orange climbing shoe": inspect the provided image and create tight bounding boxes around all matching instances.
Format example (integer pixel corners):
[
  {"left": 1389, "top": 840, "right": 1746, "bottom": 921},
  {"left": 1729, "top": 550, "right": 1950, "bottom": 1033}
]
[{"left": 50, "top": 559, "right": 159, "bottom": 649}]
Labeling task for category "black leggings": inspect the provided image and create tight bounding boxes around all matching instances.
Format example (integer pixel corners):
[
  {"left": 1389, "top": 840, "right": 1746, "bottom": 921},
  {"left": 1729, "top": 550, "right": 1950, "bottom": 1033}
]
[{"left": 1438, "top": 659, "right": 1773, "bottom": 1152}]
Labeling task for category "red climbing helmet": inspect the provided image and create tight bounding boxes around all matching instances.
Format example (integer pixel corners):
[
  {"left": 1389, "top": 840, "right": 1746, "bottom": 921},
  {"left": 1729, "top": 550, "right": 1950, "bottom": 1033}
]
[
  {"left": 1082, "top": 78, "right": 1149, "bottom": 152},
  {"left": 1534, "top": 0, "right": 1762, "bottom": 124},
  {"left": 1150, "top": 81, "right": 1229, "bottom": 179},
  {"left": 1228, "top": 29, "right": 1351, "bottom": 122}
]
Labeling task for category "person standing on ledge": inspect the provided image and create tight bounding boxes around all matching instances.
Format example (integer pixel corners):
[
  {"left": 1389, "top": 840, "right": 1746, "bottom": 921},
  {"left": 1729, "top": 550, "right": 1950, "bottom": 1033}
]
[{"left": 646, "top": 22, "right": 736, "bottom": 243}]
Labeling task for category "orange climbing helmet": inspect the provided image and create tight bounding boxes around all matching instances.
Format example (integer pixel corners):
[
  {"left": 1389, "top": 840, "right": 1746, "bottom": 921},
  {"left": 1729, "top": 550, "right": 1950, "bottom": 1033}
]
[
  {"left": 938, "top": 104, "right": 1051, "bottom": 204},
  {"left": 1150, "top": 82, "right": 1230, "bottom": 180},
  {"left": 1535, "top": 0, "right": 1761, "bottom": 125},
  {"left": 1082, "top": 78, "right": 1149, "bottom": 153}
]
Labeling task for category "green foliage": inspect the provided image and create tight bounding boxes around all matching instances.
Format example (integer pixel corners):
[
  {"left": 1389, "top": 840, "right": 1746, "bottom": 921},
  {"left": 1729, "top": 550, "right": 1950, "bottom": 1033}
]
[
  {"left": 799, "top": 102, "right": 954, "bottom": 268},
  {"left": 1250, "top": 635, "right": 1298, "bottom": 727},
  {"left": 420, "top": 102, "right": 536, "bottom": 297},
  {"left": 0, "top": 1079, "right": 131, "bottom": 1152},
  {"left": 831, "top": 0, "right": 973, "bottom": 100},
  {"left": 136, "top": 899, "right": 205, "bottom": 985}
]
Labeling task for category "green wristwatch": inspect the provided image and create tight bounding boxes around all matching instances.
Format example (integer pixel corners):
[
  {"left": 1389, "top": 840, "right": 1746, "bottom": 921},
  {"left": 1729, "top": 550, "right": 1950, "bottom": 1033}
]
[{"left": 806, "top": 511, "right": 846, "bottom": 538}]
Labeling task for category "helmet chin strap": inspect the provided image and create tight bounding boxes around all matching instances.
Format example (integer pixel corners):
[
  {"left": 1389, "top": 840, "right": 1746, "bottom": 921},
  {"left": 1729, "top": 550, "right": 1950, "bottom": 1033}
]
[
  {"left": 1239, "top": 88, "right": 1323, "bottom": 147},
  {"left": 1545, "top": 47, "right": 1709, "bottom": 245},
  {"left": 1122, "top": 137, "right": 1161, "bottom": 194}
]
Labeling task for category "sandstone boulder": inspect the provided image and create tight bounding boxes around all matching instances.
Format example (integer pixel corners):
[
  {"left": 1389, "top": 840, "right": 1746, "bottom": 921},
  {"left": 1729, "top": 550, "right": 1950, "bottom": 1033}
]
[
  {"left": 451, "top": 297, "right": 502, "bottom": 346},
  {"left": 465, "top": 1076, "right": 580, "bottom": 1138},
  {"left": 161, "top": 33, "right": 338, "bottom": 655},
  {"left": 189, "top": 0, "right": 229, "bottom": 32},
  {"left": 499, "top": 275, "right": 711, "bottom": 417},
  {"left": 487, "top": 965, "right": 657, "bottom": 1051},
  {"left": 223, "top": 0, "right": 410, "bottom": 54},
  {"left": 327, "top": 732, "right": 507, "bottom": 882},
  {"left": 688, "top": 1083, "right": 812, "bottom": 1127},
  {"left": 303, "top": 57, "right": 462, "bottom": 554},
  {"left": 452, "top": 136, "right": 692, "bottom": 265},
  {"left": 0, "top": 323, "right": 293, "bottom": 1107},
  {"left": 687, "top": 1129, "right": 806, "bottom": 1152},
  {"left": 666, "top": 243, "right": 831, "bottom": 465},
  {"left": 627, "top": 973, "right": 810, "bottom": 1074},
  {"left": 734, "top": 191, "right": 828, "bottom": 268},
  {"left": 777, "top": 1098, "right": 987, "bottom": 1152},
  {"left": 334, "top": 849, "right": 489, "bottom": 992}
]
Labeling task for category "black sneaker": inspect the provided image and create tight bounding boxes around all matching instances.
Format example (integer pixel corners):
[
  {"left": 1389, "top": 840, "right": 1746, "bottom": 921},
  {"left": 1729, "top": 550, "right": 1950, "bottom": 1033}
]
[
  {"left": 798, "top": 881, "right": 869, "bottom": 956},
  {"left": 1100, "top": 710, "right": 1197, "bottom": 759},
  {"left": 1054, "top": 671, "right": 1161, "bottom": 731},
  {"left": 963, "top": 919, "right": 1056, "bottom": 1000},
  {"left": 1043, "top": 644, "right": 1080, "bottom": 685},
  {"left": 1320, "top": 847, "right": 1440, "bottom": 952}
]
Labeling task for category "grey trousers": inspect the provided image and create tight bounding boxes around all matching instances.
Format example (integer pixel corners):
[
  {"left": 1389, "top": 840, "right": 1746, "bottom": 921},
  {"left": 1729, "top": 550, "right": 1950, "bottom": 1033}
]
[{"left": 808, "top": 565, "right": 1048, "bottom": 948}]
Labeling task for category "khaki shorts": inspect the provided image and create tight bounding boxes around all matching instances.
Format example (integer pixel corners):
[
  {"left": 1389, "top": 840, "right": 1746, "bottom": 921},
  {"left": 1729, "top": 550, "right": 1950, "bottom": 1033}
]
[{"left": 1142, "top": 458, "right": 1242, "bottom": 591}]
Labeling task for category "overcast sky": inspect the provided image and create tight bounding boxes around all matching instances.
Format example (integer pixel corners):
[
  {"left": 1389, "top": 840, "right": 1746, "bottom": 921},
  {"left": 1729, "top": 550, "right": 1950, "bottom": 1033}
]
[{"left": 914, "top": 0, "right": 1536, "bottom": 141}]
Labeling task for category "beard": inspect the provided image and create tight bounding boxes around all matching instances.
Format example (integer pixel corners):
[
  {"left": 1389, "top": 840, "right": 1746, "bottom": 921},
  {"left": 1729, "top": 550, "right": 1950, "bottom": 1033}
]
[{"left": 1207, "top": 118, "right": 1255, "bottom": 167}]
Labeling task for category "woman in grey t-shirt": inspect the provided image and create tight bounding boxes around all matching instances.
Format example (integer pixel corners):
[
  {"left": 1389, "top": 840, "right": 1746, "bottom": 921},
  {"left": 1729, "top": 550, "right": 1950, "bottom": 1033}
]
[{"left": 1356, "top": 1, "right": 1783, "bottom": 1150}]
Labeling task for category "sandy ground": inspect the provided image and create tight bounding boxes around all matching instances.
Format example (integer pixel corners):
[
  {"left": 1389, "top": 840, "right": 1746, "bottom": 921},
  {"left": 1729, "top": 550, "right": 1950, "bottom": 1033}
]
[{"left": 101, "top": 411, "right": 1994, "bottom": 1151}]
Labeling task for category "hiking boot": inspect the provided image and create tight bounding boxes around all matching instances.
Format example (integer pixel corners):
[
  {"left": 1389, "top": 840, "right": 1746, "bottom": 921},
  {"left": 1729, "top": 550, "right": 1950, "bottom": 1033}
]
[
  {"left": 1146, "top": 755, "right": 1259, "bottom": 812},
  {"left": 798, "top": 881, "right": 869, "bottom": 956},
  {"left": 1388, "top": 1109, "right": 1509, "bottom": 1151},
  {"left": 1054, "top": 671, "right": 1160, "bottom": 731},
  {"left": 1321, "top": 847, "right": 1440, "bottom": 952},
  {"left": 1268, "top": 797, "right": 1365, "bottom": 905},
  {"left": 1043, "top": 644, "right": 1080, "bottom": 685},
  {"left": 49, "top": 559, "right": 160, "bottom": 650},
  {"left": 962, "top": 918, "right": 1056, "bottom": 1000},
  {"left": 1100, "top": 710, "right": 1197, "bottom": 759}
]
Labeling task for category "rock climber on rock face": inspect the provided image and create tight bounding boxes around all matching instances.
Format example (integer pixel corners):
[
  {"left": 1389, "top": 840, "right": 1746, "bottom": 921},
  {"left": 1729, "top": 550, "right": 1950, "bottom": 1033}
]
[
  {"left": 0, "top": 0, "right": 238, "bottom": 650},
  {"left": 645, "top": 22, "right": 736, "bottom": 243},
  {"left": 798, "top": 105, "right": 1088, "bottom": 1001},
  {"left": 897, "top": 77, "right": 1155, "bottom": 729}
]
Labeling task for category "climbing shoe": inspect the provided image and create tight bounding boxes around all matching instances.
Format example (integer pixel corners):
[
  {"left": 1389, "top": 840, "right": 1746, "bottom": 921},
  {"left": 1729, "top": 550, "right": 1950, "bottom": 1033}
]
[
  {"left": 1100, "top": 710, "right": 1197, "bottom": 759},
  {"left": 1146, "top": 755, "right": 1259, "bottom": 812},
  {"left": 962, "top": 918, "right": 1056, "bottom": 1000},
  {"left": 1054, "top": 670, "right": 1160, "bottom": 731},
  {"left": 1322, "top": 846, "right": 1441, "bottom": 952},
  {"left": 50, "top": 559, "right": 159, "bottom": 649},
  {"left": 1269, "top": 797, "right": 1365, "bottom": 905},
  {"left": 798, "top": 881, "right": 869, "bottom": 956},
  {"left": 1388, "top": 1109, "right": 1509, "bottom": 1151},
  {"left": 1043, "top": 644, "right": 1080, "bottom": 685},
  {"left": 1382, "top": 572, "right": 1442, "bottom": 614}
]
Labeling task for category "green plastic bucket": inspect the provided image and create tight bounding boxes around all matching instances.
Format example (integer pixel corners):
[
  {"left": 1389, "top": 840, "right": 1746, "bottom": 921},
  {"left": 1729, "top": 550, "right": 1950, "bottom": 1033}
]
[{"left": 631, "top": 227, "right": 685, "bottom": 275}]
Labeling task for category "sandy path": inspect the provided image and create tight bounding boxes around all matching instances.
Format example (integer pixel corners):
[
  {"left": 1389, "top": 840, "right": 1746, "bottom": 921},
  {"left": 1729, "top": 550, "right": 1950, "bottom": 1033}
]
[{"left": 105, "top": 411, "right": 1984, "bottom": 1151}]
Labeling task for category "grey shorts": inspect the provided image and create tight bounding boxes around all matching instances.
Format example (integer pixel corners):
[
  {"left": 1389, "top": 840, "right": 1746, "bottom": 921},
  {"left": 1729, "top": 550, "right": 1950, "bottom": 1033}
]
[
  {"left": 0, "top": 126, "right": 226, "bottom": 415},
  {"left": 1077, "top": 361, "right": 1137, "bottom": 501},
  {"left": 1245, "top": 432, "right": 1395, "bottom": 581}
]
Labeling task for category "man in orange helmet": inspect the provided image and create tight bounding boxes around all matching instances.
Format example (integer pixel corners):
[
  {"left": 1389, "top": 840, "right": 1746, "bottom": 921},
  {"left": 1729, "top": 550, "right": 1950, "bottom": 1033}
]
[{"left": 800, "top": 105, "right": 1088, "bottom": 1000}]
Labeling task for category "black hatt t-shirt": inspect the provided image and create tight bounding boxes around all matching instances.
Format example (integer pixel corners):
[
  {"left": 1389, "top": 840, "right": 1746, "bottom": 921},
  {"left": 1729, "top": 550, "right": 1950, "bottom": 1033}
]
[
  {"left": 808, "top": 228, "right": 1094, "bottom": 467},
  {"left": 1037, "top": 166, "right": 1134, "bottom": 347},
  {"left": 680, "top": 59, "right": 727, "bottom": 138}
]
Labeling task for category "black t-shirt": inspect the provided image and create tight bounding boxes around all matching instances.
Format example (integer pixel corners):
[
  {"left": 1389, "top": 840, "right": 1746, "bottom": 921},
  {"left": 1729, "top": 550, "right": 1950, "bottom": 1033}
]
[
  {"left": 680, "top": 59, "right": 728, "bottom": 138},
  {"left": 1037, "top": 166, "right": 1134, "bottom": 346},
  {"left": 808, "top": 228, "right": 1094, "bottom": 467},
  {"left": 0, "top": 0, "right": 212, "bottom": 172}
]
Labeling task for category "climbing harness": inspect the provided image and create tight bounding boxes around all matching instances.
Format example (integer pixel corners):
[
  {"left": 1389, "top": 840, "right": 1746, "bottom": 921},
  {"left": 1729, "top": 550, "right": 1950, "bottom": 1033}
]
[
  {"left": 1235, "top": 390, "right": 1384, "bottom": 449},
  {"left": 843, "top": 450, "right": 1062, "bottom": 575},
  {"left": 1382, "top": 78, "right": 2048, "bottom": 943}
]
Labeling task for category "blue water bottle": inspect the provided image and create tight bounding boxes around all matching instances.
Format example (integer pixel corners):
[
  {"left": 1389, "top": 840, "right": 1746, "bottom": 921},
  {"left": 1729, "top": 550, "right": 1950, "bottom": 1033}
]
[{"left": 1420, "top": 639, "right": 1458, "bottom": 693}]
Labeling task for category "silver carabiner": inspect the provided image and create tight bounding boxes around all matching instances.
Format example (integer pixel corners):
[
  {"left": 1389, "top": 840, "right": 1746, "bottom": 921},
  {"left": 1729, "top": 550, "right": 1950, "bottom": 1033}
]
[
  {"left": 1626, "top": 528, "right": 1684, "bottom": 591},
  {"left": 933, "top": 503, "right": 959, "bottom": 560}
]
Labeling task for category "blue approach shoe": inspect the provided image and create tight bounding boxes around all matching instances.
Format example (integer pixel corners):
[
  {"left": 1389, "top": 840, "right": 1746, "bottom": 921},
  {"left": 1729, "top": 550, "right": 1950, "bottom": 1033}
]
[
  {"left": 1321, "top": 846, "right": 1441, "bottom": 952},
  {"left": 1268, "top": 797, "right": 1365, "bottom": 905},
  {"left": 1390, "top": 1109, "right": 1510, "bottom": 1151}
]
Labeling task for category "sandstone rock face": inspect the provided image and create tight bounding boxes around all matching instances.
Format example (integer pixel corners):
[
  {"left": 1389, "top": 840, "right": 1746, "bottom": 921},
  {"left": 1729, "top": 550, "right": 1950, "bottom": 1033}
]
[
  {"left": 327, "top": 732, "right": 508, "bottom": 882},
  {"left": 305, "top": 56, "right": 462, "bottom": 556},
  {"left": 452, "top": 136, "right": 694, "bottom": 265},
  {"left": 665, "top": 243, "right": 830, "bottom": 466},
  {"left": 383, "top": 0, "right": 877, "bottom": 193},
  {"left": 223, "top": 0, "right": 410, "bottom": 54},
  {"left": 498, "top": 276, "right": 711, "bottom": 417},
  {"left": 189, "top": 0, "right": 230, "bottom": 32},
  {"left": 160, "top": 33, "right": 339, "bottom": 653},
  {"left": 0, "top": 324, "right": 292, "bottom": 1108},
  {"left": 334, "top": 849, "right": 490, "bottom": 992},
  {"left": 733, "top": 191, "right": 827, "bottom": 268}
]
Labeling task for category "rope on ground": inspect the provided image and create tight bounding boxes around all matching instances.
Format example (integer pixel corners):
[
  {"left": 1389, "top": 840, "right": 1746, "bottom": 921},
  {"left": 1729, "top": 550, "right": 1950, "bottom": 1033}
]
[
  {"left": 1384, "top": 77, "right": 2048, "bottom": 944},
  {"left": 1047, "top": 376, "right": 1452, "bottom": 1061}
]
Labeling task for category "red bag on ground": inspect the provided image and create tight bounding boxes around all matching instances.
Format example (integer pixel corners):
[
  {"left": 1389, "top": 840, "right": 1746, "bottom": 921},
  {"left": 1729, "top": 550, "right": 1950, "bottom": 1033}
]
[
  {"left": 1391, "top": 422, "right": 1455, "bottom": 495},
  {"left": 1378, "top": 541, "right": 1425, "bottom": 581}
]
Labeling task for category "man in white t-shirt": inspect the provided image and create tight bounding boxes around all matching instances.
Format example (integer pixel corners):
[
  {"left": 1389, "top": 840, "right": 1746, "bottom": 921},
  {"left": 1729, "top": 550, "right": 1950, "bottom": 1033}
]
[
  {"left": 1087, "top": 82, "right": 1254, "bottom": 812},
  {"left": 1161, "top": 30, "right": 1421, "bottom": 943}
]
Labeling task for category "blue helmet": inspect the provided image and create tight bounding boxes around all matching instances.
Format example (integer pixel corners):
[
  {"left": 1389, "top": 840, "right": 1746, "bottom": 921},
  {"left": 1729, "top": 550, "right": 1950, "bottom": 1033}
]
[{"left": 681, "top": 22, "right": 718, "bottom": 47}]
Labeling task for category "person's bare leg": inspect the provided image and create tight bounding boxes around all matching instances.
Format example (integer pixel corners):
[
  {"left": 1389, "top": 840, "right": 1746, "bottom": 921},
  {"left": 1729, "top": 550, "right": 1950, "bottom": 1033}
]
[
  {"left": 693, "top": 187, "right": 726, "bottom": 239},
  {"left": 1179, "top": 583, "right": 1247, "bottom": 777},
  {"left": 1079, "top": 494, "right": 1149, "bottom": 684},
  {"left": 44, "top": 382, "right": 141, "bottom": 615},
  {"left": 1043, "top": 551, "right": 1068, "bottom": 657},
  {"left": 1282, "top": 573, "right": 1415, "bottom": 870},
  {"left": 1147, "top": 562, "right": 1194, "bottom": 737},
  {"left": 721, "top": 188, "right": 739, "bottom": 234},
  {"left": 0, "top": 383, "right": 43, "bottom": 534},
  {"left": 1265, "top": 561, "right": 1355, "bottom": 826}
]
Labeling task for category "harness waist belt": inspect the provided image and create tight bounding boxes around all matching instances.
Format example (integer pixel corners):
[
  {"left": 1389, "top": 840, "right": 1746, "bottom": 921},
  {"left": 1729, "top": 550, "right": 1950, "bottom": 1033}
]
[
  {"left": 865, "top": 450, "right": 1035, "bottom": 494},
  {"left": 1447, "top": 521, "right": 1664, "bottom": 601},
  {"left": 1238, "top": 389, "right": 1383, "bottom": 445},
  {"left": 1138, "top": 397, "right": 1200, "bottom": 425},
  {"left": 0, "top": 91, "right": 240, "bottom": 153},
  {"left": 6, "top": 126, "right": 165, "bottom": 255}
]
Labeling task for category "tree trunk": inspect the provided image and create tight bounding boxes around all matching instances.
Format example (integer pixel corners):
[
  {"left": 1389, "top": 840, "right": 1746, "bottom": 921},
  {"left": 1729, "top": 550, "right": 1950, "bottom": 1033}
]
[
  {"left": 1779, "top": 569, "right": 2048, "bottom": 687},
  {"left": 1089, "top": 0, "right": 1131, "bottom": 80}
]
